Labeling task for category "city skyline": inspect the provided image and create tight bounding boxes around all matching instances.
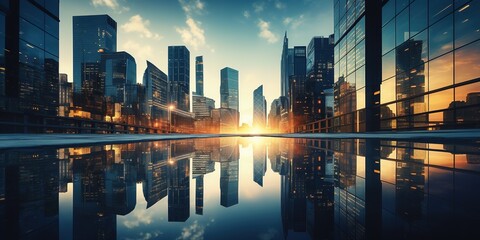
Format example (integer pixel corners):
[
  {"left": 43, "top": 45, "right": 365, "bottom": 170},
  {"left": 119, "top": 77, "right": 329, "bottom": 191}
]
[{"left": 59, "top": 0, "right": 334, "bottom": 125}]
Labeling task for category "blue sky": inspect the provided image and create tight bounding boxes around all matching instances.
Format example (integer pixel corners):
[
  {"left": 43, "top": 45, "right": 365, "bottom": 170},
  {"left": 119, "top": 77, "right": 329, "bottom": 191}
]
[{"left": 59, "top": 0, "right": 333, "bottom": 125}]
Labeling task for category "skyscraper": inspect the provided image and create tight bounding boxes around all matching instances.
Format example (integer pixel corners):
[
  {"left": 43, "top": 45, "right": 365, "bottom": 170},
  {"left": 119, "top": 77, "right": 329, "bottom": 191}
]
[
  {"left": 73, "top": 15, "right": 117, "bottom": 118},
  {"left": 59, "top": 73, "right": 73, "bottom": 117},
  {"left": 253, "top": 85, "right": 266, "bottom": 129},
  {"left": 100, "top": 51, "right": 136, "bottom": 104},
  {"left": 220, "top": 67, "right": 239, "bottom": 112},
  {"left": 289, "top": 46, "right": 308, "bottom": 128},
  {"left": 281, "top": 32, "right": 294, "bottom": 99},
  {"left": 192, "top": 95, "right": 215, "bottom": 119},
  {"left": 306, "top": 36, "right": 334, "bottom": 122},
  {"left": 168, "top": 46, "right": 190, "bottom": 112},
  {"left": 195, "top": 56, "right": 204, "bottom": 96},
  {"left": 1, "top": 0, "right": 60, "bottom": 116},
  {"left": 143, "top": 61, "right": 168, "bottom": 117}
]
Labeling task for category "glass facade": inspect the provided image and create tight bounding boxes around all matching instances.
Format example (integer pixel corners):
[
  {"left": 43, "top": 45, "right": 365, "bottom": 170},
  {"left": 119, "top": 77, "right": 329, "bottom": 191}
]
[
  {"left": 1, "top": 0, "right": 59, "bottom": 116},
  {"left": 195, "top": 56, "right": 203, "bottom": 96},
  {"left": 73, "top": 14, "right": 117, "bottom": 117},
  {"left": 168, "top": 46, "right": 190, "bottom": 112},
  {"left": 281, "top": 33, "right": 294, "bottom": 99},
  {"left": 380, "top": 0, "right": 480, "bottom": 130},
  {"left": 100, "top": 52, "right": 136, "bottom": 104},
  {"left": 253, "top": 85, "right": 266, "bottom": 128},
  {"left": 333, "top": 0, "right": 370, "bottom": 132},
  {"left": 220, "top": 67, "right": 239, "bottom": 112},
  {"left": 143, "top": 60, "right": 168, "bottom": 117}
]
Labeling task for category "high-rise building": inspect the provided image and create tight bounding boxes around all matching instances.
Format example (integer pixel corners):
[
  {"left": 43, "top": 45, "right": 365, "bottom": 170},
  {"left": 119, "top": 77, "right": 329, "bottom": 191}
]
[
  {"left": 192, "top": 94, "right": 215, "bottom": 119},
  {"left": 333, "top": 0, "right": 480, "bottom": 132},
  {"left": 1, "top": 0, "right": 60, "bottom": 116},
  {"left": 143, "top": 61, "right": 168, "bottom": 117},
  {"left": 195, "top": 56, "right": 204, "bottom": 96},
  {"left": 73, "top": 15, "right": 117, "bottom": 118},
  {"left": 59, "top": 73, "right": 73, "bottom": 117},
  {"left": 168, "top": 46, "right": 190, "bottom": 112},
  {"left": 167, "top": 158, "right": 190, "bottom": 222},
  {"left": 100, "top": 52, "right": 136, "bottom": 104},
  {"left": 253, "top": 143, "right": 266, "bottom": 186},
  {"left": 281, "top": 32, "right": 294, "bottom": 99},
  {"left": 306, "top": 35, "right": 334, "bottom": 122},
  {"left": 333, "top": 0, "right": 377, "bottom": 132},
  {"left": 289, "top": 46, "right": 308, "bottom": 128},
  {"left": 220, "top": 67, "right": 239, "bottom": 127},
  {"left": 253, "top": 85, "right": 266, "bottom": 129}
]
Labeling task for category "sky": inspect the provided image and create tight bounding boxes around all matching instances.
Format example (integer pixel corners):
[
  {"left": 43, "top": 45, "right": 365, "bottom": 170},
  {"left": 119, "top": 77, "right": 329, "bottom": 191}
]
[{"left": 59, "top": 0, "right": 333, "bottom": 126}]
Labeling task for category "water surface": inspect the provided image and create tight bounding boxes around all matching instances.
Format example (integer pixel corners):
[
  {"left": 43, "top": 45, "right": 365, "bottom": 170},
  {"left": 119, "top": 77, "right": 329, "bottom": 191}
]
[{"left": 1, "top": 137, "right": 480, "bottom": 239}]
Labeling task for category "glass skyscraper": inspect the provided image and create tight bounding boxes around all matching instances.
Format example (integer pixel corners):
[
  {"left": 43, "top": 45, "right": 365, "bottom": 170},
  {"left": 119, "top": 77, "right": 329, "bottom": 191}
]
[
  {"left": 220, "top": 67, "right": 239, "bottom": 111},
  {"left": 195, "top": 56, "right": 204, "bottom": 96},
  {"left": 281, "top": 32, "right": 294, "bottom": 99},
  {"left": 253, "top": 85, "right": 266, "bottom": 129},
  {"left": 73, "top": 14, "right": 117, "bottom": 118},
  {"left": 168, "top": 46, "right": 190, "bottom": 112},
  {"left": 307, "top": 35, "right": 335, "bottom": 122},
  {"left": 143, "top": 60, "right": 168, "bottom": 117},
  {"left": 1, "top": 0, "right": 59, "bottom": 116},
  {"left": 334, "top": 0, "right": 479, "bottom": 132},
  {"left": 100, "top": 51, "right": 136, "bottom": 104},
  {"left": 380, "top": 0, "right": 480, "bottom": 130}
]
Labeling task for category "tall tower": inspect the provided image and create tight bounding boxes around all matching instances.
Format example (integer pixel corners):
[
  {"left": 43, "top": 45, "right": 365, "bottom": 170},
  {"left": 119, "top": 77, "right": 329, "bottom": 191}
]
[
  {"left": 73, "top": 14, "right": 117, "bottom": 118},
  {"left": 195, "top": 56, "right": 204, "bottom": 96},
  {"left": 253, "top": 85, "right": 266, "bottom": 129},
  {"left": 281, "top": 32, "right": 294, "bottom": 99},
  {"left": 168, "top": 46, "right": 190, "bottom": 112},
  {"left": 2, "top": 0, "right": 60, "bottom": 116},
  {"left": 220, "top": 67, "right": 239, "bottom": 112}
]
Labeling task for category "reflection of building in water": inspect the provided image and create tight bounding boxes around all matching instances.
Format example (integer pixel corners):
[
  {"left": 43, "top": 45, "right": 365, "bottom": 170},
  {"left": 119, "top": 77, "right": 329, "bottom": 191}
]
[
  {"left": 167, "top": 157, "right": 190, "bottom": 222},
  {"left": 58, "top": 148, "right": 73, "bottom": 193},
  {"left": 143, "top": 142, "right": 169, "bottom": 209},
  {"left": 253, "top": 143, "right": 266, "bottom": 186},
  {"left": 72, "top": 146, "right": 116, "bottom": 240},
  {"left": 0, "top": 150, "right": 59, "bottom": 240},
  {"left": 192, "top": 139, "right": 216, "bottom": 215},
  {"left": 220, "top": 139, "right": 239, "bottom": 207}
]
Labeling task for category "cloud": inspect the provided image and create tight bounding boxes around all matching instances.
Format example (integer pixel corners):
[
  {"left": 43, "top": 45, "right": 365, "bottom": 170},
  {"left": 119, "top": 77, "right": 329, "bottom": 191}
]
[
  {"left": 179, "top": 0, "right": 206, "bottom": 15},
  {"left": 122, "top": 209, "right": 153, "bottom": 229},
  {"left": 275, "top": 1, "right": 286, "bottom": 9},
  {"left": 283, "top": 15, "right": 305, "bottom": 29},
  {"left": 91, "top": 0, "right": 129, "bottom": 13},
  {"left": 257, "top": 19, "right": 278, "bottom": 43},
  {"left": 253, "top": 2, "right": 265, "bottom": 13},
  {"left": 121, "top": 15, "right": 162, "bottom": 40},
  {"left": 243, "top": 10, "right": 250, "bottom": 19},
  {"left": 176, "top": 220, "right": 205, "bottom": 240},
  {"left": 176, "top": 17, "right": 206, "bottom": 51}
]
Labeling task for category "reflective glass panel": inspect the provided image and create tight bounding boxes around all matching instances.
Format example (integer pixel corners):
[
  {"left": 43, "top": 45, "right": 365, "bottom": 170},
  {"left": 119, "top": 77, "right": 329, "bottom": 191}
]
[
  {"left": 429, "top": 52, "right": 453, "bottom": 91},
  {"left": 383, "top": 0, "right": 395, "bottom": 27},
  {"left": 429, "top": 0, "right": 453, "bottom": 24},
  {"left": 356, "top": 65, "right": 365, "bottom": 89},
  {"left": 381, "top": 77, "right": 396, "bottom": 104},
  {"left": 455, "top": 1, "right": 480, "bottom": 48},
  {"left": 357, "top": 88, "right": 366, "bottom": 110},
  {"left": 382, "top": 20, "right": 396, "bottom": 55},
  {"left": 411, "top": 30, "right": 429, "bottom": 66},
  {"left": 382, "top": 50, "right": 396, "bottom": 81},
  {"left": 429, "top": 14, "right": 453, "bottom": 60},
  {"left": 410, "top": 0, "right": 428, "bottom": 36},
  {"left": 396, "top": 8, "right": 409, "bottom": 47},
  {"left": 429, "top": 88, "right": 454, "bottom": 111},
  {"left": 455, "top": 40, "right": 480, "bottom": 84}
]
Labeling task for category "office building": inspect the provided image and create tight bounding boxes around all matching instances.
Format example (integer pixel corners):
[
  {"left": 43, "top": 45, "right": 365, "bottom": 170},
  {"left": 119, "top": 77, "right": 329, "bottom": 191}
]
[
  {"left": 220, "top": 67, "right": 239, "bottom": 128},
  {"left": 306, "top": 35, "right": 334, "bottom": 122},
  {"left": 281, "top": 32, "right": 294, "bottom": 99},
  {"left": 1, "top": 0, "right": 59, "bottom": 116},
  {"left": 100, "top": 51, "right": 136, "bottom": 104},
  {"left": 73, "top": 14, "right": 117, "bottom": 118},
  {"left": 289, "top": 46, "right": 308, "bottom": 128},
  {"left": 195, "top": 56, "right": 204, "bottom": 96},
  {"left": 143, "top": 61, "right": 168, "bottom": 117},
  {"left": 192, "top": 94, "right": 215, "bottom": 119},
  {"left": 59, "top": 73, "right": 72, "bottom": 117},
  {"left": 168, "top": 46, "right": 190, "bottom": 112},
  {"left": 253, "top": 85, "right": 267, "bottom": 129}
]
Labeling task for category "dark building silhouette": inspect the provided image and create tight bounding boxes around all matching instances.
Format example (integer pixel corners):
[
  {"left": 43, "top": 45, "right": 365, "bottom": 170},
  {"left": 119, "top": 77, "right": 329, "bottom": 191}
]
[
  {"left": 253, "top": 143, "right": 266, "bottom": 186},
  {"left": 253, "top": 85, "right": 266, "bottom": 129},
  {"left": 1, "top": 0, "right": 59, "bottom": 116},
  {"left": 73, "top": 15, "right": 117, "bottom": 119},
  {"left": 143, "top": 144, "right": 168, "bottom": 209},
  {"left": 168, "top": 46, "right": 190, "bottom": 112},
  {"left": 281, "top": 32, "right": 294, "bottom": 99},
  {"left": 306, "top": 35, "right": 334, "bottom": 122},
  {"left": 167, "top": 158, "right": 190, "bottom": 222}
]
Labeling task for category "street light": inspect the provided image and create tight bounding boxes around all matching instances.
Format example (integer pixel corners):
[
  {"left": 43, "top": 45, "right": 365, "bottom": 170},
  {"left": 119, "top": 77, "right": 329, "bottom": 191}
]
[{"left": 168, "top": 105, "right": 175, "bottom": 133}]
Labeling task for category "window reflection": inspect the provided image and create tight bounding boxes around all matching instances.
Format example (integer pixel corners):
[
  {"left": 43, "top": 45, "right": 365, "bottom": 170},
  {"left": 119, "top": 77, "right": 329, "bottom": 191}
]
[
  {"left": 429, "top": 0, "right": 453, "bottom": 24},
  {"left": 382, "top": 50, "right": 396, "bottom": 81},
  {"left": 410, "top": 0, "right": 428, "bottom": 36},
  {"left": 356, "top": 40, "right": 365, "bottom": 68},
  {"left": 411, "top": 30, "right": 429, "bottom": 66},
  {"left": 396, "top": 8, "right": 409, "bottom": 47},
  {"left": 382, "top": 0, "right": 395, "bottom": 27},
  {"left": 429, "top": 88, "right": 453, "bottom": 112},
  {"left": 356, "top": 65, "right": 365, "bottom": 89},
  {"left": 381, "top": 77, "right": 396, "bottom": 104},
  {"left": 429, "top": 14, "right": 453, "bottom": 59},
  {"left": 455, "top": 1, "right": 480, "bottom": 48},
  {"left": 455, "top": 40, "right": 480, "bottom": 84},
  {"left": 382, "top": 20, "right": 395, "bottom": 55},
  {"left": 356, "top": 88, "right": 365, "bottom": 110},
  {"left": 356, "top": 17, "right": 365, "bottom": 43},
  {"left": 429, "top": 52, "right": 453, "bottom": 91}
]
